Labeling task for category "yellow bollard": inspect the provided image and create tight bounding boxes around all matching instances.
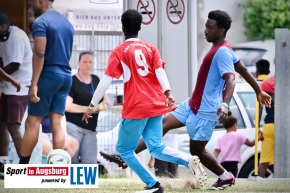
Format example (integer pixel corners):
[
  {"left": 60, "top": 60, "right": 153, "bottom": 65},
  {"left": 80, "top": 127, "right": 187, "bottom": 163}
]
[{"left": 254, "top": 100, "right": 260, "bottom": 176}]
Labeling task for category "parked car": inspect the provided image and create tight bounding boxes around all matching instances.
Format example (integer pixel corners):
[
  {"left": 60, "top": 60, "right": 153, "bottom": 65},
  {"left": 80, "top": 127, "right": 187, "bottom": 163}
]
[
  {"left": 232, "top": 40, "right": 275, "bottom": 80},
  {"left": 97, "top": 82, "right": 274, "bottom": 178}
]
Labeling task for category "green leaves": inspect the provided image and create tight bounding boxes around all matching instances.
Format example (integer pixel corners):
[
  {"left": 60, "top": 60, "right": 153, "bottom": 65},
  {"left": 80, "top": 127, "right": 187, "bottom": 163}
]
[{"left": 243, "top": 0, "right": 290, "bottom": 40}]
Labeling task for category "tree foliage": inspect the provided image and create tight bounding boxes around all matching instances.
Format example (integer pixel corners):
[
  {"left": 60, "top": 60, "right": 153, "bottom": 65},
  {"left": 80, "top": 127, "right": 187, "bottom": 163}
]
[{"left": 242, "top": 0, "right": 290, "bottom": 40}]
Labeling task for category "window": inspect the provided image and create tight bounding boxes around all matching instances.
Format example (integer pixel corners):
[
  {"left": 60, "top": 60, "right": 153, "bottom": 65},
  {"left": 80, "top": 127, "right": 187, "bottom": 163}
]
[
  {"left": 238, "top": 92, "right": 266, "bottom": 128},
  {"left": 233, "top": 48, "right": 266, "bottom": 68}
]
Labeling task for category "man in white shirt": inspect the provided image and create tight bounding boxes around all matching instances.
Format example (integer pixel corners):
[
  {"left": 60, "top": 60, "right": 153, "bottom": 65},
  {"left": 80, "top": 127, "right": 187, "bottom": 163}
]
[{"left": 0, "top": 12, "right": 32, "bottom": 178}]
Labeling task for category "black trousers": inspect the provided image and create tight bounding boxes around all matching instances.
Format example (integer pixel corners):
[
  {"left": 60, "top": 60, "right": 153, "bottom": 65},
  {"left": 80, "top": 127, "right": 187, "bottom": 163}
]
[{"left": 221, "top": 161, "right": 239, "bottom": 177}]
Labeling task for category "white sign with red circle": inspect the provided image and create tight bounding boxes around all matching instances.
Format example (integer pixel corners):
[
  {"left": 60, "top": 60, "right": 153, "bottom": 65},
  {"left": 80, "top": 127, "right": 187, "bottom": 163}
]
[
  {"left": 166, "top": 0, "right": 185, "bottom": 24},
  {"left": 137, "top": 0, "right": 156, "bottom": 25}
]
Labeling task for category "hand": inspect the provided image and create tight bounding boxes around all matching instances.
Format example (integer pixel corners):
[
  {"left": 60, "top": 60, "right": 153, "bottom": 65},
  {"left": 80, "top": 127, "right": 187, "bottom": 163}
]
[
  {"left": 82, "top": 108, "right": 94, "bottom": 124},
  {"left": 257, "top": 91, "right": 271, "bottom": 108},
  {"left": 217, "top": 105, "right": 229, "bottom": 123},
  {"left": 29, "top": 84, "right": 40, "bottom": 103},
  {"left": 165, "top": 95, "right": 175, "bottom": 110},
  {"left": 11, "top": 80, "right": 21, "bottom": 92}
]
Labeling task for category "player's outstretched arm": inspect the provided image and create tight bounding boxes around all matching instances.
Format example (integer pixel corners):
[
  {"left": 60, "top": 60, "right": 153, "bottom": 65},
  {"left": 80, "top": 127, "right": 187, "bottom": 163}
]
[
  {"left": 82, "top": 74, "right": 113, "bottom": 123},
  {"left": 155, "top": 68, "right": 175, "bottom": 109},
  {"left": 234, "top": 61, "right": 271, "bottom": 107}
]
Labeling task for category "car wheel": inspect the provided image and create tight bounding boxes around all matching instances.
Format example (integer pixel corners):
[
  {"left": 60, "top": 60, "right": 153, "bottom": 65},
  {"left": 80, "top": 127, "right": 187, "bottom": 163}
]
[{"left": 238, "top": 158, "right": 274, "bottom": 178}]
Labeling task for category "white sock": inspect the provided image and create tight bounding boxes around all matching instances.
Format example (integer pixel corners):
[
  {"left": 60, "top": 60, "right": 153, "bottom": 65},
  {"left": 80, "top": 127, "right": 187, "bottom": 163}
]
[
  {"left": 0, "top": 156, "right": 10, "bottom": 164},
  {"left": 219, "top": 170, "right": 231, "bottom": 179}
]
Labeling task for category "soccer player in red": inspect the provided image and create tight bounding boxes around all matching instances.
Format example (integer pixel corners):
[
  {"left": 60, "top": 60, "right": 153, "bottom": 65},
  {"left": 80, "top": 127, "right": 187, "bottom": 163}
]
[{"left": 83, "top": 9, "right": 207, "bottom": 193}]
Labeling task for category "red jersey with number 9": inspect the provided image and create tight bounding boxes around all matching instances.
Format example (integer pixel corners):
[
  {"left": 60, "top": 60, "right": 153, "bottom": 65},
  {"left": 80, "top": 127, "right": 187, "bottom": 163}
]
[{"left": 105, "top": 38, "right": 170, "bottom": 119}]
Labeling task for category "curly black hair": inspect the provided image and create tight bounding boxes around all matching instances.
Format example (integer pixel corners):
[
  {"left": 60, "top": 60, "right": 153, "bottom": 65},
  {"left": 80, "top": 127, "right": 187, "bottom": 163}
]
[
  {"left": 121, "top": 9, "right": 142, "bottom": 36},
  {"left": 208, "top": 10, "right": 232, "bottom": 37},
  {"left": 223, "top": 111, "right": 237, "bottom": 129}
]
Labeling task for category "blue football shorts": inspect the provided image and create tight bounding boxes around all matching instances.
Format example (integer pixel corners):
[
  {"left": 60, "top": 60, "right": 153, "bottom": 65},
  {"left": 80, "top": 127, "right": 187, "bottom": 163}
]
[
  {"left": 28, "top": 72, "right": 72, "bottom": 116},
  {"left": 171, "top": 98, "right": 217, "bottom": 141}
]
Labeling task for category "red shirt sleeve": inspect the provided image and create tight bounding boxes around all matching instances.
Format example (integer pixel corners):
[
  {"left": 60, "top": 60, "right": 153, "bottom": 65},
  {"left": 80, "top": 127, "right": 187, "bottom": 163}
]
[{"left": 105, "top": 50, "right": 123, "bottom": 79}]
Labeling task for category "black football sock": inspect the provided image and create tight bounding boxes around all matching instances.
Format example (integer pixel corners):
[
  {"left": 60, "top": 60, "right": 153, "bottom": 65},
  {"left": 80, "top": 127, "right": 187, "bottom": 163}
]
[{"left": 19, "top": 155, "right": 31, "bottom": 164}]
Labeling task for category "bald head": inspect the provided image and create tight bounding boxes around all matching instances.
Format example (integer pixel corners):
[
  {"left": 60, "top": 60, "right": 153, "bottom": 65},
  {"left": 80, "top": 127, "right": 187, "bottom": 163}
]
[{"left": 29, "top": 0, "right": 54, "bottom": 18}]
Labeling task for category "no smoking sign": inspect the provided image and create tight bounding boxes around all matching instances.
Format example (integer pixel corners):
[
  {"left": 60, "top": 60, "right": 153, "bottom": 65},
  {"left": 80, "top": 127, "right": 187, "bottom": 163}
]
[
  {"left": 137, "top": 0, "right": 156, "bottom": 25},
  {"left": 166, "top": 0, "right": 185, "bottom": 24}
]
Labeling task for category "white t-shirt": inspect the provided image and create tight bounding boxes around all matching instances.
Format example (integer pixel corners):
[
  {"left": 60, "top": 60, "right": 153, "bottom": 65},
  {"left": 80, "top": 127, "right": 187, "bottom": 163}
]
[{"left": 0, "top": 26, "right": 32, "bottom": 95}]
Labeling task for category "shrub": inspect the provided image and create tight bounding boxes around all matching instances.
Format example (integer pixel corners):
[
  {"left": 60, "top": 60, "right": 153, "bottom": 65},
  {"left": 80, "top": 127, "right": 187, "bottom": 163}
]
[{"left": 242, "top": 0, "right": 290, "bottom": 40}]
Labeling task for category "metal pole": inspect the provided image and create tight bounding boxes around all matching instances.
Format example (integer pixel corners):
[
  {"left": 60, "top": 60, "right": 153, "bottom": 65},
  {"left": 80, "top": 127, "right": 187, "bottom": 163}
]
[
  {"left": 188, "top": 0, "right": 198, "bottom": 95},
  {"left": 157, "top": 0, "right": 162, "bottom": 53},
  {"left": 274, "top": 28, "right": 290, "bottom": 178}
]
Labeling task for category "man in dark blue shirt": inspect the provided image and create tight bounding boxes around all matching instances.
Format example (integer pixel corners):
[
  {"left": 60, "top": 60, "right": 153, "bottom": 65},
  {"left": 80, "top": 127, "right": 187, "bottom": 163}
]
[{"left": 19, "top": 0, "right": 74, "bottom": 164}]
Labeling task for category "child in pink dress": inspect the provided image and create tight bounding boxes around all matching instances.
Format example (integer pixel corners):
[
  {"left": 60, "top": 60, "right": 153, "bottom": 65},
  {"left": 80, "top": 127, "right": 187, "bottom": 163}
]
[{"left": 213, "top": 111, "right": 262, "bottom": 177}]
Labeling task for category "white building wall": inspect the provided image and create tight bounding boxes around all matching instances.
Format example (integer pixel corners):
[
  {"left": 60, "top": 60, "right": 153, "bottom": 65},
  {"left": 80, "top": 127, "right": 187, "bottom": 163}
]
[
  {"left": 125, "top": 0, "right": 249, "bottom": 100},
  {"left": 198, "top": 0, "right": 248, "bottom": 65}
]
